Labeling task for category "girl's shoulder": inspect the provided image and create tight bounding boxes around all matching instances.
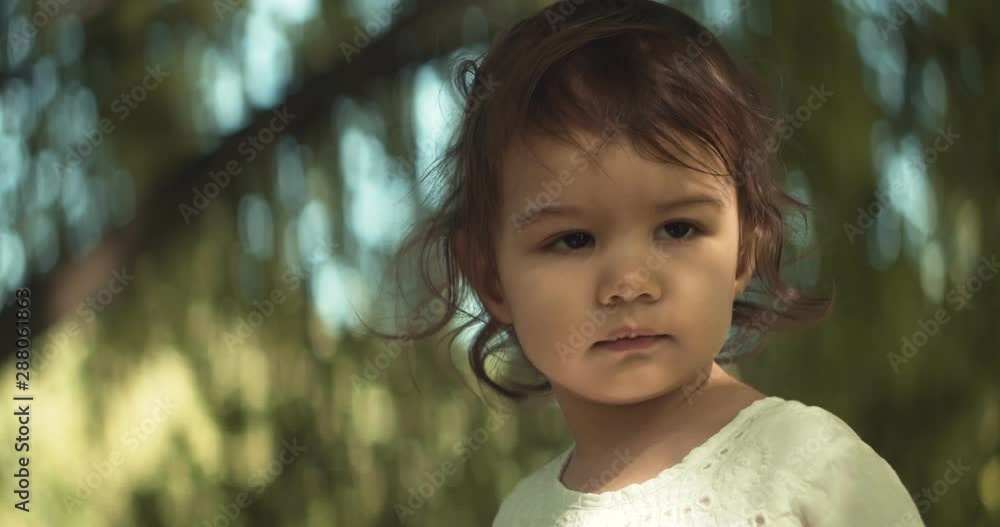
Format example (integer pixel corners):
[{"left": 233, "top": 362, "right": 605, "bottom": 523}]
[
  {"left": 731, "top": 396, "right": 883, "bottom": 473},
  {"left": 737, "top": 396, "right": 859, "bottom": 445},
  {"left": 738, "top": 398, "right": 924, "bottom": 524}
]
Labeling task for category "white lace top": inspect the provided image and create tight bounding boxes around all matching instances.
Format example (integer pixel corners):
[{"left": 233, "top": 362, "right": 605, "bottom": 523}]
[{"left": 492, "top": 396, "right": 924, "bottom": 526}]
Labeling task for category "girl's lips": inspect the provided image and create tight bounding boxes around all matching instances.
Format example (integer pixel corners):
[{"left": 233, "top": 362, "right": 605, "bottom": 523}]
[{"left": 593, "top": 334, "right": 669, "bottom": 352}]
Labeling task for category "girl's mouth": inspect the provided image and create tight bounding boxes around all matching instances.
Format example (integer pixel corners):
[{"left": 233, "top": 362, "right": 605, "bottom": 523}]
[{"left": 593, "top": 334, "right": 669, "bottom": 352}]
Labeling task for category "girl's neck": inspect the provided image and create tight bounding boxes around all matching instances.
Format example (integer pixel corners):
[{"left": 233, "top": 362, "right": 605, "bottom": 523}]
[{"left": 553, "top": 362, "right": 765, "bottom": 491}]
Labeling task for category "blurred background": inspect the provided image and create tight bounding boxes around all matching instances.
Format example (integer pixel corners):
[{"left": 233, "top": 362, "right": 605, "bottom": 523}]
[{"left": 0, "top": 0, "right": 997, "bottom": 525}]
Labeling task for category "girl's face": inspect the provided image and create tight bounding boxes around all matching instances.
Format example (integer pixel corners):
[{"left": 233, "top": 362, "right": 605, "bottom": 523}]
[{"left": 479, "top": 132, "right": 752, "bottom": 405}]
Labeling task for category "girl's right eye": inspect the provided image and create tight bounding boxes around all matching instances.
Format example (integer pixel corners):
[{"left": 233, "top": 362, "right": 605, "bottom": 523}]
[{"left": 545, "top": 231, "right": 593, "bottom": 252}]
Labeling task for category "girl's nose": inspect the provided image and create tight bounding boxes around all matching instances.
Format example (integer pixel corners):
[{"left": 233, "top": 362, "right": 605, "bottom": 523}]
[{"left": 597, "top": 257, "right": 662, "bottom": 307}]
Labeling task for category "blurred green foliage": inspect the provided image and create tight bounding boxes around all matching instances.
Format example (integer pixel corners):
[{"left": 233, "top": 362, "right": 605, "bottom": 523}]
[{"left": 0, "top": 0, "right": 997, "bottom": 525}]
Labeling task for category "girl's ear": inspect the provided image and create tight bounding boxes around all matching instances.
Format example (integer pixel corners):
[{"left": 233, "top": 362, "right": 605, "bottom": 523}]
[
  {"left": 454, "top": 227, "right": 514, "bottom": 325},
  {"left": 479, "top": 279, "right": 514, "bottom": 325}
]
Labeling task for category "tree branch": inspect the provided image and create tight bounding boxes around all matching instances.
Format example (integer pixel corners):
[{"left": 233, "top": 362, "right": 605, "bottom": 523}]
[{"left": 0, "top": 0, "right": 474, "bottom": 360}]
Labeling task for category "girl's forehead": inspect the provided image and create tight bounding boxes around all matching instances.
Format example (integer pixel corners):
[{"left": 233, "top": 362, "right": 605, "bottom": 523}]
[
  {"left": 505, "top": 127, "right": 726, "bottom": 172},
  {"left": 499, "top": 131, "right": 732, "bottom": 203}
]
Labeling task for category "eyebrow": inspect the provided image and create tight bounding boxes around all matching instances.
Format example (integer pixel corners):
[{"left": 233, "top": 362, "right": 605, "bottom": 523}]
[{"left": 517, "top": 193, "right": 725, "bottom": 228}]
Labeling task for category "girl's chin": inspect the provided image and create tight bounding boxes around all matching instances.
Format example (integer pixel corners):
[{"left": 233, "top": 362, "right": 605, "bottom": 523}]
[{"left": 560, "top": 382, "right": 680, "bottom": 406}]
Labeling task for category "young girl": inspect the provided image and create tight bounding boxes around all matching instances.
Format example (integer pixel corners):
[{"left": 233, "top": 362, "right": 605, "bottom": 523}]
[{"left": 380, "top": 0, "right": 924, "bottom": 524}]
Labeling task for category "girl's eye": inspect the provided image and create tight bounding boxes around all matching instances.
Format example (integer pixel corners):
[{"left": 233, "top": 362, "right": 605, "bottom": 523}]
[
  {"left": 660, "top": 221, "right": 698, "bottom": 240},
  {"left": 545, "top": 223, "right": 699, "bottom": 252},
  {"left": 547, "top": 231, "right": 593, "bottom": 251}
]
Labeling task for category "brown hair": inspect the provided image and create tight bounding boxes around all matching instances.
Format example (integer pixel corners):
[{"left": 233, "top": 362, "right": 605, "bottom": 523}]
[{"left": 368, "top": 0, "right": 833, "bottom": 400}]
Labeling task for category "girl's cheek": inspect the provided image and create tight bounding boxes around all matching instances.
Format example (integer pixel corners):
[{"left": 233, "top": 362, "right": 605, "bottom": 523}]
[{"left": 518, "top": 271, "right": 572, "bottom": 303}]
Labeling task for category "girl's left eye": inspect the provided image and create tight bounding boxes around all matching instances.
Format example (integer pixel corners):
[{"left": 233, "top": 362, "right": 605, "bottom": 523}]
[{"left": 660, "top": 221, "right": 698, "bottom": 240}]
